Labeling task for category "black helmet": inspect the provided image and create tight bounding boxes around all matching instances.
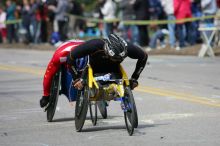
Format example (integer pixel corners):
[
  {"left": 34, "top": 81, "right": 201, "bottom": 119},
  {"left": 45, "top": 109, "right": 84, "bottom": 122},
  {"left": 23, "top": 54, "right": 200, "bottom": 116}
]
[{"left": 104, "top": 34, "right": 128, "bottom": 62}]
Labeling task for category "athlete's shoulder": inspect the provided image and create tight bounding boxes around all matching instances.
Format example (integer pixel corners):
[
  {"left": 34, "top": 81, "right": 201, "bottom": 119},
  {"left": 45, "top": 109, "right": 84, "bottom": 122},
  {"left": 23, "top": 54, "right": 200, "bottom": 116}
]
[
  {"left": 68, "top": 39, "right": 85, "bottom": 43},
  {"left": 57, "top": 39, "right": 83, "bottom": 47},
  {"left": 85, "top": 38, "right": 105, "bottom": 46}
]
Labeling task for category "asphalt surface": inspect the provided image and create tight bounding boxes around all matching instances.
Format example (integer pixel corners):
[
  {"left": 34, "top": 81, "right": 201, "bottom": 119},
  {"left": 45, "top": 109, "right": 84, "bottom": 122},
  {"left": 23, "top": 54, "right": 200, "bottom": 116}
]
[{"left": 0, "top": 48, "right": 220, "bottom": 146}]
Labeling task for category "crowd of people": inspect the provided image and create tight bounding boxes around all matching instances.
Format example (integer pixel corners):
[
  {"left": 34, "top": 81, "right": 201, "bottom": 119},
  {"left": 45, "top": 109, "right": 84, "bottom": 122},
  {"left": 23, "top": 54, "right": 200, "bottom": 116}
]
[
  {"left": 0, "top": 0, "right": 220, "bottom": 51},
  {"left": 0, "top": 0, "right": 84, "bottom": 44}
]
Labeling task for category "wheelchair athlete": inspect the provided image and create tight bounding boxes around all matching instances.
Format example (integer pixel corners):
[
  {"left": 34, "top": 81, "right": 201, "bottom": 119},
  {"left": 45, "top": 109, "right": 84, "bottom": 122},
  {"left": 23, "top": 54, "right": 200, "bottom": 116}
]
[
  {"left": 40, "top": 40, "right": 88, "bottom": 108},
  {"left": 67, "top": 34, "right": 148, "bottom": 91}
]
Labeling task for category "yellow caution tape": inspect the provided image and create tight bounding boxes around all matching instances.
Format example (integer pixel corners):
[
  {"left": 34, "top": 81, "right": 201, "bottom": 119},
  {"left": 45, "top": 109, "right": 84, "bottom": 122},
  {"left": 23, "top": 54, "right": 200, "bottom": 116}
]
[
  {"left": 0, "top": 19, "right": 22, "bottom": 25},
  {"left": 70, "top": 14, "right": 219, "bottom": 25},
  {"left": 1, "top": 14, "right": 219, "bottom": 25}
]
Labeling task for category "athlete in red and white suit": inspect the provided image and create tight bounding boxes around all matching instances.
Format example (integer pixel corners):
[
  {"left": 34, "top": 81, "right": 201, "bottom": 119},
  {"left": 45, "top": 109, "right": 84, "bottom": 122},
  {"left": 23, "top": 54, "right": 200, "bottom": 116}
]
[{"left": 42, "top": 40, "right": 84, "bottom": 98}]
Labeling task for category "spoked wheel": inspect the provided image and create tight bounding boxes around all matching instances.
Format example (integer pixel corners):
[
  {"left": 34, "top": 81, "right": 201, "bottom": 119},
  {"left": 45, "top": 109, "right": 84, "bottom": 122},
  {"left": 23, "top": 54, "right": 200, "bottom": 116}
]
[
  {"left": 75, "top": 86, "right": 89, "bottom": 132},
  {"left": 89, "top": 101, "right": 97, "bottom": 126},
  {"left": 97, "top": 100, "right": 107, "bottom": 119},
  {"left": 47, "top": 69, "right": 61, "bottom": 122},
  {"left": 123, "top": 87, "right": 138, "bottom": 136}
]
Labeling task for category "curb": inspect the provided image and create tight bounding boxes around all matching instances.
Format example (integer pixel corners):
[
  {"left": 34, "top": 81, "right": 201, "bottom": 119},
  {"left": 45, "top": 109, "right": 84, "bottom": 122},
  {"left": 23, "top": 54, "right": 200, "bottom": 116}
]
[{"left": 0, "top": 43, "right": 220, "bottom": 56}]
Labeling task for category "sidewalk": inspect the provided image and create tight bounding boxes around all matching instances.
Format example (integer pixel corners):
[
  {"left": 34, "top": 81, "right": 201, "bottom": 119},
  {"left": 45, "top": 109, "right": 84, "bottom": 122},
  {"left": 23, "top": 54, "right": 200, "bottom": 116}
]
[
  {"left": 145, "top": 44, "right": 220, "bottom": 56},
  {"left": 0, "top": 43, "right": 55, "bottom": 50},
  {"left": 0, "top": 43, "right": 220, "bottom": 56}
]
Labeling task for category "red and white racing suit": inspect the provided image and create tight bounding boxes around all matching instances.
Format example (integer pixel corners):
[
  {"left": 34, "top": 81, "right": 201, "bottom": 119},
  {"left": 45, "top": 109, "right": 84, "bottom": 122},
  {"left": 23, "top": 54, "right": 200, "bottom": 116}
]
[{"left": 43, "top": 40, "right": 84, "bottom": 97}]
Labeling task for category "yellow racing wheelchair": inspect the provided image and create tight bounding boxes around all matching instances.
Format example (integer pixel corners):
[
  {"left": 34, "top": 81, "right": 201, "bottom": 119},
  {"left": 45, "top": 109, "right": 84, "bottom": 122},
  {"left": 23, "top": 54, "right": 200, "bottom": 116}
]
[{"left": 74, "top": 64, "right": 138, "bottom": 136}]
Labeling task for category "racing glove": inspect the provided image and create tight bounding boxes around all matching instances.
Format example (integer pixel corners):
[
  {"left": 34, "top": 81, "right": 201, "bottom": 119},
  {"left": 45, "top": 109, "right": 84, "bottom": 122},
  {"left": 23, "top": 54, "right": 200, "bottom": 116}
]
[
  {"left": 129, "top": 78, "right": 138, "bottom": 90},
  {"left": 40, "top": 96, "right": 49, "bottom": 108}
]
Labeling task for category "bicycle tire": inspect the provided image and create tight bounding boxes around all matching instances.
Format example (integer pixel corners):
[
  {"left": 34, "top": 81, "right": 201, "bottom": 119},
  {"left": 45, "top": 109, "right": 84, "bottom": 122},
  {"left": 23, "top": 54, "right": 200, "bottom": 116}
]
[
  {"left": 97, "top": 100, "right": 107, "bottom": 119},
  {"left": 75, "top": 86, "right": 89, "bottom": 132},
  {"left": 89, "top": 101, "right": 97, "bottom": 126},
  {"left": 124, "top": 111, "right": 134, "bottom": 136},
  {"left": 124, "top": 87, "right": 138, "bottom": 136},
  {"left": 47, "top": 70, "right": 61, "bottom": 122}
]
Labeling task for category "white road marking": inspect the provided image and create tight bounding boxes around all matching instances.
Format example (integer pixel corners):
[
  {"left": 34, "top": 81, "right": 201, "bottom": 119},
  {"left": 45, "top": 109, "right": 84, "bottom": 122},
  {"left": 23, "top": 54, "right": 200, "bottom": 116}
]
[
  {"left": 181, "top": 85, "right": 193, "bottom": 89},
  {"left": 88, "top": 132, "right": 126, "bottom": 140},
  {"left": 84, "top": 117, "right": 124, "bottom": 126},
  {"left": 211, "top": 95, "right": 220, "bottom": 99},
  {"left": 141, "top": 113, "right": 194, "bottom": 121},
  {"left": 0, "top": 115, "right": 17, "bottom": 121},
  {"left": 140, "top": 119, "right": 155, "bottom": 124},
  {"left": 167, "top": 64, "right": 177, "bottom": 67},
  {"left": 0, "top": 108, "right": 42, "bottom": 122},
  {"left": 0, "top": 142, "right": 49, "bottom": 146},
  {"left": 199, "top": 64, "right": 207, "bottom": 67},
  {"left": 134, "top": 97, "right": 143, "bottom": 101},
  {"left": 56, "top": 106, "right": 60, "bottom": 111}
]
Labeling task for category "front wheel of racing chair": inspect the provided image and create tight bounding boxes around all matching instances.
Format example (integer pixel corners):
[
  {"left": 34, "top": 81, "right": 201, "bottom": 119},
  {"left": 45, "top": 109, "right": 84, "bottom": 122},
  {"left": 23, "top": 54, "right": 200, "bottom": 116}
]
[
  {"left": 97, "top": 100, "right": 108, "bottom": 119},
  {"left": 123, "top": 87, "right": 138, "bottom": 136},
  {"left": 75, "top": 85, "right": 89, "bottom": 132},
  {"left": 46, "top": 68, "right": 62, "bottom": 122},
  {"left": 89, "top": 101, "right": 97, "bottom": 126}
]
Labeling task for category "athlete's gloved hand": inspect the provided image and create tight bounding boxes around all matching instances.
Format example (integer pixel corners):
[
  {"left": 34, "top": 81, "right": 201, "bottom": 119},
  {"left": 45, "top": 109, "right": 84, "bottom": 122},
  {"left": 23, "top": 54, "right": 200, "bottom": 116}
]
[
  {"left": 72, "top": 78, "right": 84, "bottom": 90},
  {"left": 40, "top": 96, "right": 49, "bottom": 108},
  {"left": 129, "top": 78, "right": 138, "bottom": 90}
]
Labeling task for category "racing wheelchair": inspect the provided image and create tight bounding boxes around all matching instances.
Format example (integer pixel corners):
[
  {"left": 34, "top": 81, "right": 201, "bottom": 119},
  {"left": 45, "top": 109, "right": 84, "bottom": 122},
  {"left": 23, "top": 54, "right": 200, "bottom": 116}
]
[
  {"left": 74, "top": 64, "right": 138, "bottom": 136},
  {"left": 45, "top": 66, "right": 107, "bottom": 123}
]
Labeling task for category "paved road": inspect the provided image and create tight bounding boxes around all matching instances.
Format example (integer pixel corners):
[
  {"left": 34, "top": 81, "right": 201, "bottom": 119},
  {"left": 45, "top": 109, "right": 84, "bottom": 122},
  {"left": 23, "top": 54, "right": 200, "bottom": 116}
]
[{"left": 0, "top": 48, "right": 220, "bottom": 146}]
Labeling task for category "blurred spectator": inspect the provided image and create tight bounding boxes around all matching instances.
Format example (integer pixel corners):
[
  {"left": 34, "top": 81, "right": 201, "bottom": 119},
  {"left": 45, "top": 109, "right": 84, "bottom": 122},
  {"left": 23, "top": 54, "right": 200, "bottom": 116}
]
[
  {"left": 174, "top": 0, "right": 195, "bottom": 49},
  {"left": 148, "top": 26, "right": 169, "bottom": 50},
  {"left": 216, "top": 0, "right": 220, "bottom": 46},
  {"left": 100, "top": 0, "right": 116, "bottom": 38},
  {"left": 118, "top": 0, "right": 139, "bottom": 44},
  {"left": 94, "top": 0, "right": 105, "bottom": 37},
  {"left": 161, "top": 0, "right": 176, "bottom": 49},
  {"left": 133, "top": 0, "right": 150, "bottom": 47},
  {"left": 38, "top": 1, "right": 48, "bottom": 43},
  {"left": 46, "top": 0, "right": 56, "bottom": 42},
  {"left": 147, "top": 0, "right": 169, "bottom": 50},
  {"left": 217, "top": 0, "right": 220, "bottom": 8},
  {"left": 21, "top": 0, "right": 32, "bottom": 44},
  {"left": 48, "top": 0, "right": 68, "bottom": 41},
  {"left": 201, "top": 0, "right": 217, "bottom": 46},
  {"left": 201, "top": 0, "right": 217, "bottom": 25},
  {"left": 96, "top": 0, "right": 105, "bottom": 19},
  {"left": 0, "top": 5, "right": 7, "bottom": 43},
  {"left": 68, "top": 0, "right": 85, "bottom": 38},
  {"left": 30, "top": 0, "right": 40, "bottom": 43},
  {"left": 216, "top": 0, "right": 220, "bottom": 20},
  {"left": 6, "top": 0, "right": 18, "bottom": 43},
  {"left": 149, "top": 0, "right": 163, "bottom": 19},
  {"left": 191, "top": 0, "right": 202, "bottom": 43}
]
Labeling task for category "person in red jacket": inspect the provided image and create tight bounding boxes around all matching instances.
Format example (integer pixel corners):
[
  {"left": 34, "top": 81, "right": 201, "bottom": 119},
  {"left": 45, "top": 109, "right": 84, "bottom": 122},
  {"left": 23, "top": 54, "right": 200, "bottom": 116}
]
[
  {"left": 174, "top": 0, "right": 195, "bottom": 48},
  {"left": 40, "top": 39, "right": 88, "bottom": 108},
  {"left": 217, "top": 0, "right": 220, "bottom": 8}
]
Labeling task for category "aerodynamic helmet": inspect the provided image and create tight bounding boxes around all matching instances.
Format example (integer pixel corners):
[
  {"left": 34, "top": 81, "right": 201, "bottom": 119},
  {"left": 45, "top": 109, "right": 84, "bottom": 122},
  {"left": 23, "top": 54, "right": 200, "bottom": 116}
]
[{"left": 104, "top": 34, "right": 128, "bottom": 62}]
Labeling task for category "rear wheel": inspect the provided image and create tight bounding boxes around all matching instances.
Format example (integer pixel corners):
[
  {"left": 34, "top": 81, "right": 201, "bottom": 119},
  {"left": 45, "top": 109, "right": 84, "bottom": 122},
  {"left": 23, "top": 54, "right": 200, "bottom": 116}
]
[
  {"left": 97, "top": 100, "right": 107, "bottom": 119},
  {"left": 47, "top": 69, "right": 61, "bottom": 122},
  {"left": 124, "top": 87, "right": 138, "bottom": 136},
  {"left": 75, "top": 86, "right": 89, "bottom": 132},
  {"left": 89, "top": 101, "right": 97, "bottom": 126}
]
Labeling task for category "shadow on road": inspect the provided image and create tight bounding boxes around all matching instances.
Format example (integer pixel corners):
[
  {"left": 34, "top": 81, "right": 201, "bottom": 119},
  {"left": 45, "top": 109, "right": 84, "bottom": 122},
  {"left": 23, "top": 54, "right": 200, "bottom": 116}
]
[
  {"left": 52, "top": 117, "right": 75, "bottom": 122},
  {"left": 51, "top": 115, "right": 123, "bottom": 123},
  {"left": 80, "top": 123, "right": 166, "bottom": 135}
]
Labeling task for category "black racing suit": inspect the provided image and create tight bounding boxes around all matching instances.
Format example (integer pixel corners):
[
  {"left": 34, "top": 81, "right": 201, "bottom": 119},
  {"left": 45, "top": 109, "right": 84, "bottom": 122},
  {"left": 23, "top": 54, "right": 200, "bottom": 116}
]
[{"left": 67, "top": 39, "right": 148, "bottom": 81}]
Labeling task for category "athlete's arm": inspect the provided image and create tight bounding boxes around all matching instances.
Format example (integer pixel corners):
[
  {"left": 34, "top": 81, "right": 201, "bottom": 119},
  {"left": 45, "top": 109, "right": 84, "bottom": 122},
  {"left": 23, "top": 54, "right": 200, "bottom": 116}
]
[
  {"left": 66, "top": 39, "right": 105, "bottom": 79},
  {"left": 67, "top": 39, "right": 105, "bottom": 65},
  {"left": 127, "top": 43, "right": 148, "bottom": 80}
]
